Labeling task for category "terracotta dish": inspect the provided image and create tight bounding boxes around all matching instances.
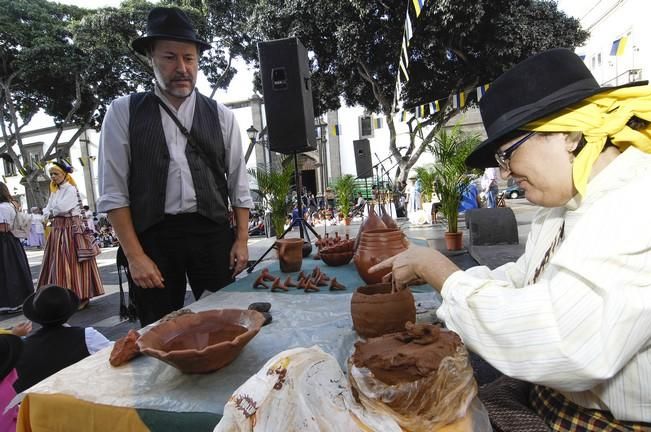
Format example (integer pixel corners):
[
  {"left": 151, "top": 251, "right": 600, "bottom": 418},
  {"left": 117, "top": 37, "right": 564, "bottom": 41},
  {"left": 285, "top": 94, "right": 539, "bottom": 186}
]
[
  {"left": 320, "top": 250, "right": 354, "bottom": 266},
  {"left": 137, "top": 309, "right": 265, "bottom": 374}
]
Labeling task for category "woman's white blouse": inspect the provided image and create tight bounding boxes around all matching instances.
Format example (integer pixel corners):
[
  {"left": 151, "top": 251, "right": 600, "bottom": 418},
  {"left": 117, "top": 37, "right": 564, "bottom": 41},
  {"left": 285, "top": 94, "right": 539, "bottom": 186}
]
[
  {"left": 0, "top": 202, "right": 16, "bottom": 224},
  {"left": 43, "top": 182, "right": 80, "bottom": 218}
]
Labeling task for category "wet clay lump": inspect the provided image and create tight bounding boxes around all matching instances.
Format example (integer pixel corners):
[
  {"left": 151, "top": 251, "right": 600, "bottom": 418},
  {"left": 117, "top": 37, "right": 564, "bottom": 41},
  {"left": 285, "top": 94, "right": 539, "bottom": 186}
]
[{"left": 352, "top": 322, "right": 461, "bottom": 385}]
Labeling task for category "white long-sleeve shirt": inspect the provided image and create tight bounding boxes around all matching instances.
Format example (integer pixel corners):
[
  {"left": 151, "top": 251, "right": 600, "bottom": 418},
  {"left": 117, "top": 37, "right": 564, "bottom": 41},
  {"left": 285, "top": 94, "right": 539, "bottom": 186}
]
[
  {"left": 437, "top": 146, "right": 651, "bottom": 422},
  {"left": 97, "top": 87, "right": 253, "bottom": 214},
  {"left": 43, "top": 182, "right": 80, "bottom": 219}
]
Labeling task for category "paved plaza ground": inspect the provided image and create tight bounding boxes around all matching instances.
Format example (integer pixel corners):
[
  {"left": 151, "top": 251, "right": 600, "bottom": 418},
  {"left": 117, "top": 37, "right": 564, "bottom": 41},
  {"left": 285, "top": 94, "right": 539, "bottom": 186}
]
[{"left": 1, "top": 198, "right": 539, "bottom": 340}]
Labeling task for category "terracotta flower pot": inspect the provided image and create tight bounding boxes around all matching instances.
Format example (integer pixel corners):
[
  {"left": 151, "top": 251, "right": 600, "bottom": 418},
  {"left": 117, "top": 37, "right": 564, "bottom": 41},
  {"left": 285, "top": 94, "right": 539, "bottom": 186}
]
[
  {"left": 444, "top": 231, "right": 463, "bottom": 251},
  {"left": 275, "top": 238, "right": 304, "bottom": 272},
  {"left": 350, "top": 284, "right": 416, "bottom": 338}
]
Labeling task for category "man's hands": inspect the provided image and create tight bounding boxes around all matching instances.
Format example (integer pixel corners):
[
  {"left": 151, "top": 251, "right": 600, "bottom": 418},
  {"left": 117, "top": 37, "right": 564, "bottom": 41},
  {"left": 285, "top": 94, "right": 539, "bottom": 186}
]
[
  {"left": 128, "top": 253, "right": 165, "bottom": 289},
  {"left": 230, "top": 238, "right": 249, "bottom": 277},
  {"left": 368, "top": 245, "right": 460, "bottom": 291}
]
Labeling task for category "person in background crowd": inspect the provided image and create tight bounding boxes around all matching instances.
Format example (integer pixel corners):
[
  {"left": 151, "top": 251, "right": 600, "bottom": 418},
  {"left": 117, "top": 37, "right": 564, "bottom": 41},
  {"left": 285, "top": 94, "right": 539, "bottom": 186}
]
[
  {"left": 38, "top": 161, "right": 104, "bottom": 310},
  {"left": 352, "top": 192, "right": 366, "bottom": 216},
  {"left": 27, "top": 207, "right": 45, "bottom": 249},
  {"left": 97, "top": 7, "right": 252, "bottom": 326},
  {"left": 0, "top": 182, "right": 34, "bottom": 315},
  {"left": 481, "top": 167, "right": 499, "bottom": 208},
  {"left": 82, "top": 205, "right": 96, "bottom": 233},
  {"left": 458, "top": 179, "right": 481, "bottom": 213},
  {"left": 372, "top": 48, "right": 651, "bottom": 430},
  {"left": 13, "top": 285, "right": 110, "bottom": 394}
]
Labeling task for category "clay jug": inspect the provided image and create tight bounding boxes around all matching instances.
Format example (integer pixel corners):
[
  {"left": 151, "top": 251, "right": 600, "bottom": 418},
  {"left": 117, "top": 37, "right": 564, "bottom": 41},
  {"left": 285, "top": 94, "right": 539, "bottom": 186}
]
[
  {"left": 302, "top": 240, "right": 313, "bottom": 257},
  {"left": 354, "top": 205, "right": 387, "bottom": 251},
  {"left": 353, "top": 231, "right": 407, "bottom": 284},
  {"left": 275, "top": 238, "right": 304, "bottom": 272},
  {"left": 350, "top": 283, "right": 416, "bottom": 338},
  {"left": 380, "top": 204, "right": 399, "bottom": 229}
]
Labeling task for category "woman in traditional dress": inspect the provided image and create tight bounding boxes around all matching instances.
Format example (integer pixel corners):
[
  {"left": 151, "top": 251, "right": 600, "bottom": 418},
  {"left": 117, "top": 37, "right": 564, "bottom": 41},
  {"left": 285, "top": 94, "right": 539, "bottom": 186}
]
[
  {"left": 27, "top": 207, "right": 45, "bottom": 248},
  {"left": 0, "top": 182, "right": 34, "bottom": 314},
  {"left": 38, "top": 161, "right": 104, "bottom": 309}
]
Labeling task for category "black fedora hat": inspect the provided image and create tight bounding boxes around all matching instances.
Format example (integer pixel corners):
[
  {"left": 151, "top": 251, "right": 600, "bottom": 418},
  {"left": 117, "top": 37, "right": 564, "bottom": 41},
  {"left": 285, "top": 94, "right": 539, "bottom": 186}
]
[
  {"left": 23, "top": 285, "right": 80, "bottom": 326},
  {"left": 132, "top": 7, "right": 210, "bottom": 55},
  {"left": 466, "top": 48, "right": 647, "bottom": 168},
  {"left": 0, "top": 334, "right": 23, "bottom": 379}
]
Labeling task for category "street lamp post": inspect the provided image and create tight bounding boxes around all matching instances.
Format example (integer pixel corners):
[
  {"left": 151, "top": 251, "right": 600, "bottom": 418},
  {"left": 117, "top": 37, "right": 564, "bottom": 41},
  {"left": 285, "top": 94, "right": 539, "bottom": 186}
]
[{"left": 245, "top": 125, "right": 258, "bottom": 164}]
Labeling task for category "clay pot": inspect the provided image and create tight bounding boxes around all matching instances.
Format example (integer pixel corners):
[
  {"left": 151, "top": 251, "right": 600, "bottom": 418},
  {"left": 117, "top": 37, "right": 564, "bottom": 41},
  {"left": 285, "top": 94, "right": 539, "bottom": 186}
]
[
  {"left": 380, "top": 204, "right": 399, "bottom": 229},
  {"left": 302, "top": 240, "right": 313, "bottom": 258},
  {"left": 350, "top": 284, "right": 416, "bottom": 338},
  {"left": 354, "top": 205, "right": 387, "bottom": 251},
  {"left": 275, "top": 238, "right": 304, "bottom": 272},
  {"left": 137, "top": 309, "right": 265, "bottom": 374},
  {"left": 444, "top": 231, "right": 463, "bottom": 251},
  {"left": 353, "top": 238, "right": 407, "bottom": 284}
]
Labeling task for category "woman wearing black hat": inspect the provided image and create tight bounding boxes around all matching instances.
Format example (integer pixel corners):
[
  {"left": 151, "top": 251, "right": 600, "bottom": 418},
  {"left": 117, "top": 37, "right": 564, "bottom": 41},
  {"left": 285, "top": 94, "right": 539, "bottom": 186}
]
[
  {"left": 0, "top": 182, "right": 34, "bottom": 314},
  {"left": 38, "top": 161, "right": 104, "bottom": 309},
  {"left": 371, "top": 49, "right": 651, "bottom": 429}
]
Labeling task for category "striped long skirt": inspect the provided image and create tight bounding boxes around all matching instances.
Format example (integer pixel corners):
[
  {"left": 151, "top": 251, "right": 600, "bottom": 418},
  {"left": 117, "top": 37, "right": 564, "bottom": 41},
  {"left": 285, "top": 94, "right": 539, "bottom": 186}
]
[{"left": 37, "top": 216, "right": 104, "bottom": 300}]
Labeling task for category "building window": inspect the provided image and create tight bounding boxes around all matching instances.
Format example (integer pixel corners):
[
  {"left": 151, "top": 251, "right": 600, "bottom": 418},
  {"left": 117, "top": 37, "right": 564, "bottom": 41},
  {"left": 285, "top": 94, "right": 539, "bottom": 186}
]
[
  {"left": 2, "top": 157, "right": 16, "bottom": 176},
  {"left": 358, "top": 116, "right": 374, "bottom": 139}
]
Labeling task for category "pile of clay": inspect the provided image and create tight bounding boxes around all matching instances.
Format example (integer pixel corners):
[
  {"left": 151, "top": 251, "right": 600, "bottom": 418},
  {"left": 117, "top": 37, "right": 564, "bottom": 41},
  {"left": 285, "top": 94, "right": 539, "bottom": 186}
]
[
  {"left": 351, "top": 322, "right": 461, "bottom": 385},
  {"left": 349, "top": 322, "right": 478, "bottom": 432}
]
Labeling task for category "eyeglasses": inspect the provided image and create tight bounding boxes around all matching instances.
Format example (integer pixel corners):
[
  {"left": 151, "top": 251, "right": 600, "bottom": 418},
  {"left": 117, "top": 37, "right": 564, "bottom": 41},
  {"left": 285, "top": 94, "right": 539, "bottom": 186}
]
[{"left": 494, "top": 131, "right": 536, "bottom": 171}]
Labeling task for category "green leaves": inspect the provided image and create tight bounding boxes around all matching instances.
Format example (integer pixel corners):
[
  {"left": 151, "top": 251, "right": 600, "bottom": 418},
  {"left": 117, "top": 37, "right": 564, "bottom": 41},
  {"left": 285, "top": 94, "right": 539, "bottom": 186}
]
[
  {"left": 429, "top": 124, "right": 480, "bottom": 233},
  {"left": 333, "top": 174, "right": 356, "bottom": 216},
  {"left": 248, "top": 165, "right": 294, "bottom": 237}
]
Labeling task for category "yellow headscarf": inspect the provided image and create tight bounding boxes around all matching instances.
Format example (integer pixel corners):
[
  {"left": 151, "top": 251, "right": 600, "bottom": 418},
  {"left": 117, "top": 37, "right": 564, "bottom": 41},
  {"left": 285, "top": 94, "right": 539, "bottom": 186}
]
[
  {"left": 524, "top": 85, "right": 651, "bottom": 195},
  {"left": 49, "top": 164, "right": 77, "bottom": 193}
]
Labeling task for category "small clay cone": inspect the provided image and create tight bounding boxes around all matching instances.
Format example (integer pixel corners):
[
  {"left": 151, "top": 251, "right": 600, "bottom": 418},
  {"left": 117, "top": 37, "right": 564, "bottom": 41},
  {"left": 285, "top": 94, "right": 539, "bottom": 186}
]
[
  {"left": 284, "top": 276, "right": 298, "bottom": 288},
  {"left": 298, "top": 277, "right": 309, "bottom": 290},
  {"left": 303, "top": 280, "right": 320, "bottom": 292},
  {"left": 314, "top": 273, "right": 328, "bottom": 287},
  {"left": 261, "top": 268, "right": 276, "bottom": 282},
  {"left": 329, "top": 277, "right": 346, "bottom": 291},
  {"left": 271, "top": 277, "right": 288, "bottom": 292},
  {"left": 319, "top": 272, "right": 330, "bottom": 281},
  {"left": 311, "top": 266, "right": 321, "bottom": 278},
  {"left": 298, "top": 271, "right": 308, "bottom": 281},
  {"left": 253, "top": 274, "right": 269, "bottom": 289}
]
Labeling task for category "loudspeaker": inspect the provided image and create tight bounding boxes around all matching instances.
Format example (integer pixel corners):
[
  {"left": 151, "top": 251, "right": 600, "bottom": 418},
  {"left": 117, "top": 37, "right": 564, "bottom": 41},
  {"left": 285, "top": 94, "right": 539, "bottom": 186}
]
[
  {"left": 353, "top": 139, "right": 373, "bottom": 178},
  {"left": 258, "top": 37, "right": 316, "bottom": 154}
]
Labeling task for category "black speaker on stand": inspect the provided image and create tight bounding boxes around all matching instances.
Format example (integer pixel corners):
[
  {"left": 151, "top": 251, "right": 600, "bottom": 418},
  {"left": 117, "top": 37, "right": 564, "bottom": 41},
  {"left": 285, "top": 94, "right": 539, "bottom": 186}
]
[{"left": 248, "top": 37, "right": 322, "bottom": 273}]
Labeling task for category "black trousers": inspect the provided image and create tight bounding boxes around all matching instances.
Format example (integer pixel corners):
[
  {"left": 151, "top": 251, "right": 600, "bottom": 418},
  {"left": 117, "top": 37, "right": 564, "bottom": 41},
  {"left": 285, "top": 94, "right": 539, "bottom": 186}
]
[{"left": 130, "top": 214, "right": 234, "bottom": 326}]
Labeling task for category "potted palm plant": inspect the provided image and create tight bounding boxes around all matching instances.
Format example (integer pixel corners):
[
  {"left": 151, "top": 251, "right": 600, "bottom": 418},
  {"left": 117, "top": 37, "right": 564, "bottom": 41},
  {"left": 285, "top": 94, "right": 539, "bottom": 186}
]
[
  {"left": 429, "top": 124, "right": 480, "bottom": 250},
  {"left": 333, "top": 174, "right": 356, "bottom": 225},
  {"left": 414, "top": 165, "right": 436, "bottom": 223},
  {"left": 248, "top": 165, "right": 294, "bottom": 238}
]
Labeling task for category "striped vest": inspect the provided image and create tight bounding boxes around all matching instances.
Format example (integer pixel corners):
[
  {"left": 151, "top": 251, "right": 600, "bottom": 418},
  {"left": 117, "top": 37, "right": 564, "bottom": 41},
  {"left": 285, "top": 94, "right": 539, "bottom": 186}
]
[{"left": 127, "top": 92, "right": 228, "bottom": 234}]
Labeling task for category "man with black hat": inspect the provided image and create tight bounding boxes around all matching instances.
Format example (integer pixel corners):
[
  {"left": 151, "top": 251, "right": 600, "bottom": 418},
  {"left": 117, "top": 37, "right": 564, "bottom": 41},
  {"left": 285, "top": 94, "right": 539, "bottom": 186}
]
[
  {"left": 13, "top": 285, "right": 110, "bottom": 393},
  {"left": 97, "top": 7, "right": 253, "bottom": 326}
]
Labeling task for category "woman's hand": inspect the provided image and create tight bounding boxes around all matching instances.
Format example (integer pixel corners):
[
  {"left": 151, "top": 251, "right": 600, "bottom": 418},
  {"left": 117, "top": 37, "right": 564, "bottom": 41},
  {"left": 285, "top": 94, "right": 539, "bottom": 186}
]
[{"left": 368, "top": 245, "right": 461, "bottom": 291}]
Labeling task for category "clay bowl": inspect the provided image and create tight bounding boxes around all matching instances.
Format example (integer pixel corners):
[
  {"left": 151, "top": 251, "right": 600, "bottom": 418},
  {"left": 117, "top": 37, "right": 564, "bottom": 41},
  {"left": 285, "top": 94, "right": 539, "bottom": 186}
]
[
  {"left": 350, "top": 283, "right": 416, "bottom": 338},
  {"left": 137, "top": 309, "right": 265, "bottom": 374},
  {"left": 320, "top": 250, "right": 354, "bottom": 266}
]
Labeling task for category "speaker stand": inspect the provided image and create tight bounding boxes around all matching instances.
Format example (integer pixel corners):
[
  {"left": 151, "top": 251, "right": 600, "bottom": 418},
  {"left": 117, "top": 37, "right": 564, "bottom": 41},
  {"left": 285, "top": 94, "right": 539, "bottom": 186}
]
[{"left": 247, "top": 152, "right": 322, "bottom": 273}]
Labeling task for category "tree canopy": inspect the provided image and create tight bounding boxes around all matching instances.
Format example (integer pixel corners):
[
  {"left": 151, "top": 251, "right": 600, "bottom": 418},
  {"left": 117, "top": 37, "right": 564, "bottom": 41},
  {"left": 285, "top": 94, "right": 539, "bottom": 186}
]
[{"left": 247, "top": 0, "right": 588, "bottom": 185}]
